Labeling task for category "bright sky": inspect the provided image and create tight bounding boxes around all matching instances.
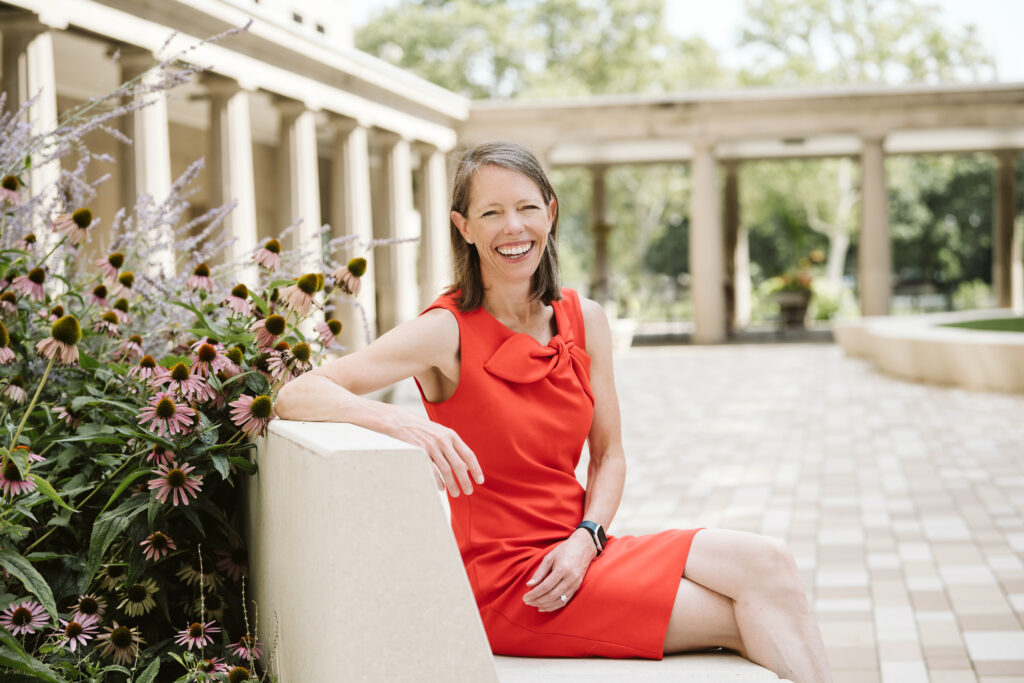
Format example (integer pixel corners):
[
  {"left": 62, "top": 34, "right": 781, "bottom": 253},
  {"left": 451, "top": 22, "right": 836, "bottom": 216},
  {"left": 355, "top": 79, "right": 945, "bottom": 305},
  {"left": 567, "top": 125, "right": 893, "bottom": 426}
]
[{"left": 352, "top": 0, "right": 1024, "bottom": 83}]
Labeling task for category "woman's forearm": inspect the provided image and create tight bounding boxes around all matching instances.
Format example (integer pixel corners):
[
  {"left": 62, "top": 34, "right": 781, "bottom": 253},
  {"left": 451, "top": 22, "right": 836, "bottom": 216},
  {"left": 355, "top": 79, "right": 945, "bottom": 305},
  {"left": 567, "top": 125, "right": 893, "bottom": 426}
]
[
  {"left": 274, "top": 372, "right": 401, "bottom": 435},
  {"left": 582, "top": 448, "right": 626, "bottom": 530}
]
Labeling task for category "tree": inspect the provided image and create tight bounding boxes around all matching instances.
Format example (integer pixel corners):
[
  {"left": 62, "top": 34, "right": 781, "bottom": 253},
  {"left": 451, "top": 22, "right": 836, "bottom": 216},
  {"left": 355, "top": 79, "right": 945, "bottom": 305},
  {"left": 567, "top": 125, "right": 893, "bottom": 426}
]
[{"left": 737, "top": 0, "right": 995, "bottom": 86}]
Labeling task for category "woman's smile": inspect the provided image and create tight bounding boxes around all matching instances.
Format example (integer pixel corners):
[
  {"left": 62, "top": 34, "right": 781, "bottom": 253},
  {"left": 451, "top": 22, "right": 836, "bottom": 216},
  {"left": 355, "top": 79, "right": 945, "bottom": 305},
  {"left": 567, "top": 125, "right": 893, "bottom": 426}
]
[{"left": 495, "top": 240, "right": 534, "bottom": 260}]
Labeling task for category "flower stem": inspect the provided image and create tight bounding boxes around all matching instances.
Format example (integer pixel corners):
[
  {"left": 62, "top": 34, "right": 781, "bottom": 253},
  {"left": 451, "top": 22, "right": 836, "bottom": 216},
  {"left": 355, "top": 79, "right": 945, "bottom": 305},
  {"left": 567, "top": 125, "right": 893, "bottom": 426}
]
[{"left": 5, "top": 356, "right": 54, "bottom": 461}]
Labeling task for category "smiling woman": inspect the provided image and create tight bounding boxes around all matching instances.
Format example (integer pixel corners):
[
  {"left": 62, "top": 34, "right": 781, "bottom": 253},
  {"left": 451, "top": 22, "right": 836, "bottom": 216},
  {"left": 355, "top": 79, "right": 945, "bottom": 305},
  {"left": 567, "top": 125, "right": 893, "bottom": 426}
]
[{"left": 274, "top": 141, "right": 832, "bottom": 682}]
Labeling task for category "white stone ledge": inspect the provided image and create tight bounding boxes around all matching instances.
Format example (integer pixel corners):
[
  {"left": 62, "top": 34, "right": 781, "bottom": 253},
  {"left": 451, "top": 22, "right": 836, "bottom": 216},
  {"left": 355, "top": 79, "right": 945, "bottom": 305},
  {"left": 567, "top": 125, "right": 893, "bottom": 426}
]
[
  {"left": 249, "top": 420, "right": 784, "bottom": 681},
  {"left": 834, "top": 309, "right": 1024, "bottom": 392}
]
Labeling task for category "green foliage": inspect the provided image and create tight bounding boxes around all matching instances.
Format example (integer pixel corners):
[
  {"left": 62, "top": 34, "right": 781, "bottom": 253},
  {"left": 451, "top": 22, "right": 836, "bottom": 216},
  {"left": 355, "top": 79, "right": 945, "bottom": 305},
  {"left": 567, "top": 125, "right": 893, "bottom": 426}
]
[{"left": 943, "top": 316, "right": 1024, "bottom": 332}]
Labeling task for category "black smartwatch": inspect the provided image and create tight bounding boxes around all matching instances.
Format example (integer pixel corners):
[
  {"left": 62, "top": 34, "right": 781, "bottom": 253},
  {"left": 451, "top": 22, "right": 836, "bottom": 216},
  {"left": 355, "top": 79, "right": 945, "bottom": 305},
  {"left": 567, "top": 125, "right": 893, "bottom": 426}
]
[{"left": 576, "top": 520, "right": 607, "bottom": 556}]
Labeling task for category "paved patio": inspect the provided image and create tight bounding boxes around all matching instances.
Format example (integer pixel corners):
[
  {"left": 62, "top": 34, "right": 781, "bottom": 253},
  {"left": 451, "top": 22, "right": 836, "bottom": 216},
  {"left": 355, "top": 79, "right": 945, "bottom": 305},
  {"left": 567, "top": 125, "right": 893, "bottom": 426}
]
[{"left": 606, "top": 343, "right": 1024, "bottom": 683}]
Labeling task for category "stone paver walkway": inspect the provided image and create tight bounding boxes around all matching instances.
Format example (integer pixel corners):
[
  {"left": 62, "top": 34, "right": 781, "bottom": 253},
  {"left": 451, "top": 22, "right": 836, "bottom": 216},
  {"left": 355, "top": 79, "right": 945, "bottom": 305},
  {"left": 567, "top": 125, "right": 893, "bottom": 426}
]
[{"left": 606, "top": 344, "right": 1024, "bottom": 683}]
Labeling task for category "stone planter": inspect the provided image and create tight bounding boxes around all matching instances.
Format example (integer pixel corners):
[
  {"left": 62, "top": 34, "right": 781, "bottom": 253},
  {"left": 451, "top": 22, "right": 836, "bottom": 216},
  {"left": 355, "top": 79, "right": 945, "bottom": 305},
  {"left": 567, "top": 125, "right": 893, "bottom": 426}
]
[{"left": 771, "top": 290, "right": 811, "bottom": 328}]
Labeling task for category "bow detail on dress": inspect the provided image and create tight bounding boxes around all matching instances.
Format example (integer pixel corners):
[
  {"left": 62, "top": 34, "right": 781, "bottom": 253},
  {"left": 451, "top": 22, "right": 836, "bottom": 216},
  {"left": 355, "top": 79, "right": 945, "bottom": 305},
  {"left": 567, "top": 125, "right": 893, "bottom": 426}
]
[{"left": 484, "top": 331, "right": 593, "bottom": 403}]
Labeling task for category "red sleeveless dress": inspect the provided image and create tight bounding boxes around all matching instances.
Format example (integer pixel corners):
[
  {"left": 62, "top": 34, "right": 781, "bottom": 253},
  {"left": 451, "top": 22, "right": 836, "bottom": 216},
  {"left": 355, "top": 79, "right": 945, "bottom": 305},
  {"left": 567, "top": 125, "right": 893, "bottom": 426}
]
[{"left": 416, "top": 288, "right": 701, "bottom": 659}]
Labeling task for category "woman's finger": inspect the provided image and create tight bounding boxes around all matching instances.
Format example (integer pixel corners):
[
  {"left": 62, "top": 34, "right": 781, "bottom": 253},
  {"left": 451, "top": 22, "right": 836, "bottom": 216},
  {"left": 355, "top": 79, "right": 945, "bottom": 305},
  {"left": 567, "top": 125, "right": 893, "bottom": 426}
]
[
  {"left": 453, "top": 435, "right": 485, "bottom": 485},
  {"left": 427, "top": 451, "right": 461, "bottom": 498}
]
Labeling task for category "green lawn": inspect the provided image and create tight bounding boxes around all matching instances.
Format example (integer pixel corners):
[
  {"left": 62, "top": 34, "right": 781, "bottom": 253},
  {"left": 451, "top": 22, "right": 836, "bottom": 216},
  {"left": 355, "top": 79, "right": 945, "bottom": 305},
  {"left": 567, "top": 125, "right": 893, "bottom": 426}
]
[{"left": 942, "top": 317, "right": 1024, "bottom": 332}]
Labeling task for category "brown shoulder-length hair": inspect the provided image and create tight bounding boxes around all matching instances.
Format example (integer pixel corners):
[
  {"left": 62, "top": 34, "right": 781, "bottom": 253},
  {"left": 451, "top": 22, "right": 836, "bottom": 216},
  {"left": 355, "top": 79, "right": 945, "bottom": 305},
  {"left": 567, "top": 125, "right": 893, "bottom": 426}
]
[{"left": 446, "top": 141, "right": 561, "bottom": 312}]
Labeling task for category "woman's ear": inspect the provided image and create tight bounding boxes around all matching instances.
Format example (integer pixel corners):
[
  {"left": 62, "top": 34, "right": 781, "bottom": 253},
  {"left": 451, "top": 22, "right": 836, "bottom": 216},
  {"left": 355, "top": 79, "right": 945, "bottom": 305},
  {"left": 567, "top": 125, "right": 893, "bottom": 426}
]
[
  {"left": 547, "top": 197, "right": 558, "bottom": 226},
  {"left": 451, "top": 210, "right": 472, "bottom": 244}
]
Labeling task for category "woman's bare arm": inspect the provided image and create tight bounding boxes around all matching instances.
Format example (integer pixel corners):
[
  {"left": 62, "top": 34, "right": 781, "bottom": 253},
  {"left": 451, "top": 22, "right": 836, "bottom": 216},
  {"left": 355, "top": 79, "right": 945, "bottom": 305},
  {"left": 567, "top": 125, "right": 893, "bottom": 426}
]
[{"left": 274, "top": 308, "right": 484, "bottom": 496}]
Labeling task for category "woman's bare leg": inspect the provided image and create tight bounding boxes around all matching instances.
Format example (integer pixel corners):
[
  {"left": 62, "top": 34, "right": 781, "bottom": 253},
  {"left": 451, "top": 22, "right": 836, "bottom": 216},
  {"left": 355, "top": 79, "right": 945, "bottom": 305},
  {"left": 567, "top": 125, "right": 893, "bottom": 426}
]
[{"left": 664, "top": 529, "right": 831, "bottom": 683}]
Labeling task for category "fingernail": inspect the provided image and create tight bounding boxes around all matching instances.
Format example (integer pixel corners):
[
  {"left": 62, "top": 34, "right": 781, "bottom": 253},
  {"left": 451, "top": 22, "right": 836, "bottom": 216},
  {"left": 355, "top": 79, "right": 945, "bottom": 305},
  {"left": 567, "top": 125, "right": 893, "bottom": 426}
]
[{"left": 476, "top": 476, "right": 485, "bottom": 484}]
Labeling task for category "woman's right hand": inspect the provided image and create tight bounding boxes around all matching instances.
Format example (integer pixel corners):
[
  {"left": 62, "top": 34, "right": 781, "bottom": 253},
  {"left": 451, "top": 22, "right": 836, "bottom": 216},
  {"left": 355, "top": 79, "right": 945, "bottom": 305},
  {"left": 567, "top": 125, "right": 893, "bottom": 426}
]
[{"left": 388, "top": 410, "right": 484, "bottom": 497}]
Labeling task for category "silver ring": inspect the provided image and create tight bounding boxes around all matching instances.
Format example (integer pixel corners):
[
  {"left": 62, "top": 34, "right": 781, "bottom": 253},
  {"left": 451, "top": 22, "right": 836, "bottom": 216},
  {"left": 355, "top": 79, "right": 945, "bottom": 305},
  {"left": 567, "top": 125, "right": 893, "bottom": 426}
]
[{"left": 559, "top": 593, "right": 568, "bottom": 602}]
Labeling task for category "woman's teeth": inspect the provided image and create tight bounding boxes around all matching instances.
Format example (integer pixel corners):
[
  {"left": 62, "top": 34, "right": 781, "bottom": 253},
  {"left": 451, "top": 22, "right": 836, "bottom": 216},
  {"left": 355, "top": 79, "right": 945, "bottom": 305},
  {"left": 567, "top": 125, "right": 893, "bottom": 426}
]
[{"left": 496, "top": 243, "right": 532, "bottom": 257}]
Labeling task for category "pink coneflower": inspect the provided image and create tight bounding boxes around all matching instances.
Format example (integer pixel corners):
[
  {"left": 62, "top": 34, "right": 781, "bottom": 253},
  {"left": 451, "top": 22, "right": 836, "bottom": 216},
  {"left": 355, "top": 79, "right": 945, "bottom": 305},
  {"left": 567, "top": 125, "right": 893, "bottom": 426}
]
[
  {"left": 69, "top": 593, "right": 106, "bottom": 620},
  {"left": 265, "top": 349, "right": 292, "bottom": 383},
  {"left": 52, "top": 404, "right": 81, "bottom": 428},
  {"left": 140, "top": 531, "right": 176, "bottom": 561},
  {"left": 0, "top": 174, "right": 21, "bottom": 205},
  {"left": 149, "top": 363, "right": 216, "bottom": 402},
  {"left": 89, "top": 284, "right": 110, "bottom": 308},
  {"left": 197, "top": 656, "right": 228, "bottom": 674},
  {"left": 316, "top": 318, "right": 342, "bottom": 348},
  {"left": 175, "top": 557, "right": 223, "bottom": 589},
  {"left": 215, "top": 544, "right": 249, "bottom": 581},
  {"left": 0, "top": 321, "right": 14, "bottom": 364},
  {"left": 118, "top": 578, "right": 158, "bottom": 617},
  {"left": 279, "top": 273, "right": 322, "bottom": 316},
  {"left": 97, "top": 622, "right": 143, "bottom": 665},
  {"left": 36, "top": 315, "right": 82, "bottom": 365},
  {"left": 129, "top": 354, "right": 160, "bottom": 380},
  {"left": 96, "top": 564, "right": 128, "bottom": 591},
  {"left": 191, "top": 343, "right": 232, "bottom": 378},
  {"left": 14, "top": 232, "right": 36, "bottom": 251},
  {"left": 190, "top": 591, "right": 227, "bottom": 620},
  {"left": 44, "top": 304, "right": 63, "bottom": 322},
  {"left": 115, "top": 334, "right": 143, "bottom": 360},
  {"left": 149, "top": 462, "right": 203, "bottom": 506},
  {"left": 2, "top": 375, "right": 27, "bottom": 403},
  {"left": 223, "top": 283, "right": 251, "bottom": 316},
  {"left": 146, "top": 445, "right": 175, "bottom": 466},
  {"left": 92, "top": 311, "right": 120, "bottom": 336},
  {"left": 1, "top": 457, "right": 36, "bottom": 496},
  {"left": 186, "top": 263, "right": 214, "bottom": 293},
  {"left": 0, "top": 292, "right": 17, "bottom": 315},
  {"left": 111, "top": 298, "right": 131, "bottom": 324},
  {"left": 53, "top": 208, "right": 93, "bottom": 245},
  {"left": 250, "top": 314, "right": 286, "bottom": 349},
  {"left": 12, "top": 267, "right": 46, "bottom": 301},
  {"left": 95, "top": 252, "right": 124, "bottom": 281},
  {"left": 228, "top": 394, "right": 274, "bottom": 437},
  {"left": 0, "top": 599, "right": 48, "bottom": 635},
  {"left": 228, "top": 634, "right": 263, "bottom": 661},
  {"left": 174, "top": 619, "right": 221, "bottom": 650},
  {"left": 333, "top": 257, "right": 366, "bottom": 296},
  {"left": 253, "top": 238, "right": 281, "bottom": 271},
  {"left": 137, "top": 392, "right": 196, "bottom": 438},
  {"left": 223, "top": 347, "right": 244, "bottom": 377},
  {"left": 115, "top": 271, "right": 134, "bottom": 296},
  {"left": 55, "top": 613, "right": 100, "bottom": 653}
]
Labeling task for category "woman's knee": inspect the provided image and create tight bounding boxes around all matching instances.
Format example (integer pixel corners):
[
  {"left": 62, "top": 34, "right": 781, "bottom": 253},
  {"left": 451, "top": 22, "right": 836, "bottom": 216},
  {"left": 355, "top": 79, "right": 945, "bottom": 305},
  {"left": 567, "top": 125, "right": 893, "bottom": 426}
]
[{"left": 747, "top": 535, "right": 805, "bottom": 603}]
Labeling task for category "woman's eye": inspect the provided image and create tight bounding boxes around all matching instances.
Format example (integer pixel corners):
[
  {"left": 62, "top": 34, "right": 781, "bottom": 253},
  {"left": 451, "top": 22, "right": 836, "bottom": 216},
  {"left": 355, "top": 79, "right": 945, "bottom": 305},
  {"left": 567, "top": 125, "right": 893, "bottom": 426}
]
[
  {"left": 522, "top": 205, "right": 539, "bottom": 211},
  {"left": 481, "top": 210, "right": 497, "bottom": 217}
]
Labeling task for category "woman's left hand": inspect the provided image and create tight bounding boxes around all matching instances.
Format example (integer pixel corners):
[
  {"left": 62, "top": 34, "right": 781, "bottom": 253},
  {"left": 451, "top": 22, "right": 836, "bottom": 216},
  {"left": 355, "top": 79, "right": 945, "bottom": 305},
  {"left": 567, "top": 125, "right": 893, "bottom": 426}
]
[{"left": 523, "top": 529, "right": 598, "bottom": 612}]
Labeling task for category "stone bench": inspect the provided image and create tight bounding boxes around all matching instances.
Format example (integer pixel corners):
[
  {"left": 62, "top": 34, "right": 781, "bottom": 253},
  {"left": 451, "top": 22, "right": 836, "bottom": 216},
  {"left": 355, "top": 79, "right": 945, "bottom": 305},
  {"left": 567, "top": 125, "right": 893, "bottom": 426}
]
[
  {"left": 248, "top": 420, "right": 783, "bottom": 681},
  {"left": 834, "top": 308, "right": 1024, "bottom": 393}
]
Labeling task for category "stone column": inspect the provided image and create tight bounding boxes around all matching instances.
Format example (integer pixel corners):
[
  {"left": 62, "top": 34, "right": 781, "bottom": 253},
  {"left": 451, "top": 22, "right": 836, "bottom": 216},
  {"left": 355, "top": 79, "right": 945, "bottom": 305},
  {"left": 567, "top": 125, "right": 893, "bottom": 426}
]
[
  {"left": 858, "top": 136, "right": 891, "bottom": 316},
  {"left": 373, "top": 132, "right": 418, "bottom": 334},
  {"left": 589, "top": 164, "right": 612, "bottom": 308},
  {"left": 275, "top": 99, "right": 322, "bottom": 275},
  {"left": 689, "top": 141, "right": 727, "bottom": 344},
  {"left": 722, "top": 160, "right": 750, "bottom": 331},
  {"left": 204, "top": 73, "right": 258, "bottom": 285},
  {"left": 1, "top": 14, "right": 59, "bottom": 198},
  {"left": 417, "top": 145, "right": 450, "bottom": 310},
  {"left": 993, "top": 150, "right": 1021, "bottom": 310},
  {"left": 330, "top": 119, "right": 377, "bottom": 349},
  {"left": 119, "top": 47, "right": 174, "bottom": 276}
]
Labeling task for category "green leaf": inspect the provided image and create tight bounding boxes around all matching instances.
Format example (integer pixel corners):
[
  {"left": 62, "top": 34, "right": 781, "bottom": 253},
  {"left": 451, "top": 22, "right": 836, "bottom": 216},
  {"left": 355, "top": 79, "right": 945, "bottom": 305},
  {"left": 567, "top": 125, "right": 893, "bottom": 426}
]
[
  {"left": 160, "top": 354, "right": 190, "bottom": 369},
  {"left": 269, "top": 277, "right": 296, "bottom": 288},
  {"left": 249, "top": 289, "right": 269, "bottom": 316},
  {"left": 81, "top": 496, "right": 149, "bottom": 592},
  {"left": 0, "top": 550, "right": 58, "bottom": 619},
  {"left": 79, "top": 350, "right": 101, "bottom": 370},
  {"left": 27, "top": 474, "right": 78, "bottom": 513},
  {"left": 135, "top": 656, "right": 161, "bottom": 683},
  {"left": 99, "top": 467, "right": 152, "bottom": 514},
  {"left": 211, "top": 453, "right": 231, "bottom": 480},
  {"left": 8, "top": 447, "right": 29, "bottom": 477},
  {"left": 229, "top": 456, "right": 257, "bottom": 475},
  {"left": 0, "top": 633, "right": 62, "bottom": 683}
]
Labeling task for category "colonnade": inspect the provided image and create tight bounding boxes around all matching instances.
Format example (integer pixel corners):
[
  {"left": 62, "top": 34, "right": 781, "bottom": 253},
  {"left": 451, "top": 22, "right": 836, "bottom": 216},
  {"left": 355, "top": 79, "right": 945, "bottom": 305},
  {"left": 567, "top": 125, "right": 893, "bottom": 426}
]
[
  {"left": 582, "top": 139, "right": 1021, "bottom": 344},
  {"left": 0, "top": 10, "right": 454, "bottom": 351}
]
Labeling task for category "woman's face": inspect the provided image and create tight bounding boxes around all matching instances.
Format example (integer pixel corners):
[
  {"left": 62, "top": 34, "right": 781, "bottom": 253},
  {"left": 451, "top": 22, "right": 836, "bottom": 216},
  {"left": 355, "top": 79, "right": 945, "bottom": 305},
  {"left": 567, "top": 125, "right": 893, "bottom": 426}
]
[{"left": 451, "top": 164, "right": 556, "bottom": 288}]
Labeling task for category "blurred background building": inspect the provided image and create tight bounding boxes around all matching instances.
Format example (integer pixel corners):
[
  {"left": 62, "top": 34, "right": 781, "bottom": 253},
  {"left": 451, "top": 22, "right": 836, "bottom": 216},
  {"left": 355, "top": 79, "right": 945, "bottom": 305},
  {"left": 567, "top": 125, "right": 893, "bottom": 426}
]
[{"left": 1, "top": 0, "right": 1021, "bottom": 346}]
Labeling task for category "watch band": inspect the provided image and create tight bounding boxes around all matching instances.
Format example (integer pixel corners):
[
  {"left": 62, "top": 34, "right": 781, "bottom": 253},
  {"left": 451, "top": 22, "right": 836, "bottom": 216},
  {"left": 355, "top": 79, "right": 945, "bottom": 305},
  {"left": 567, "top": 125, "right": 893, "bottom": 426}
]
[{"left": 576, "top": 520, "right": 606, "bottom": 556}]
